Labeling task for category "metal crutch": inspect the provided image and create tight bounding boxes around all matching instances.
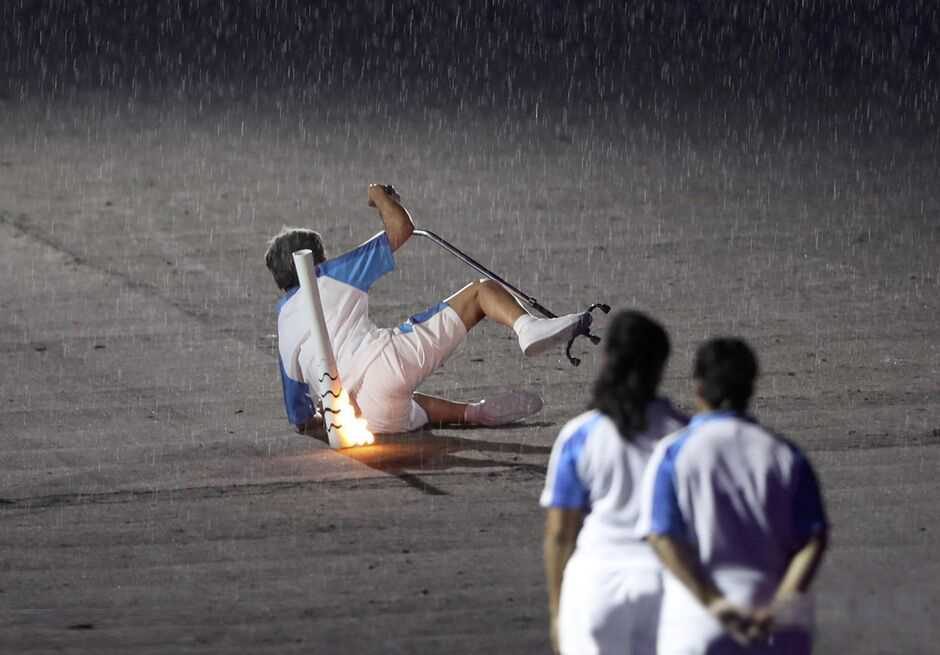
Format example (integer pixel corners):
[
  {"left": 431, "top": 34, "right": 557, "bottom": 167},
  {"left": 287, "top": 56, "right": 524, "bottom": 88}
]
[
  {"left": 411, "top": 228, "right": 610, "bottom": 366},
  {"left": 377, "top": 185, "right": 610, "bottom": 365}
]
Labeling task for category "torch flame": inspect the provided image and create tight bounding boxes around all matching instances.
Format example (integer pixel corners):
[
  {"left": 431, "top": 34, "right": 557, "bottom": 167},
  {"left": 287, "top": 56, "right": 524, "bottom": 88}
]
[{"left": 332, "top": 387, "right": 375, "bottom": 448}]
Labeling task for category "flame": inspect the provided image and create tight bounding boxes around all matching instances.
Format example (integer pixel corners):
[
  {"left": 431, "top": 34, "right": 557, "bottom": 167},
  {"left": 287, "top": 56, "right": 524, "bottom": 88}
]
[{"left": 331, "top": 387, "right": 374, "bottom": 448}]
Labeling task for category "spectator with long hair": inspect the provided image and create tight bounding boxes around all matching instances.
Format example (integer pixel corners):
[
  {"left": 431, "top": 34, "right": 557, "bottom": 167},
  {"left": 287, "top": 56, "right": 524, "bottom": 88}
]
[{"left": 541, "top": 310, "right": 688, "bottom": 654}]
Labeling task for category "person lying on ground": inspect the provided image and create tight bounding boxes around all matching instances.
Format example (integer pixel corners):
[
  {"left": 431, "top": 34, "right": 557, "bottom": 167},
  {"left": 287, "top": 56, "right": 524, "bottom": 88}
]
[
  {"left": 639, "top": 338, "right": 828, "bottom": 655},
  {"left": 541, "top": 310, "right": 688, "bottom": 655},
  {"left": 265, "top": 183, "right": 592, "bottom": 434}
]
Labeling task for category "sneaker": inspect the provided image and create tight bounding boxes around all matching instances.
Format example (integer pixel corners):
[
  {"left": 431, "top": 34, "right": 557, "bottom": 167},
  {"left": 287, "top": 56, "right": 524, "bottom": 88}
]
[
  {"left": 465, "top": 391, "right": 544, "bottom": 426},
  {"left": 517, "top": 312, "right": 592, "bottom": 357}
]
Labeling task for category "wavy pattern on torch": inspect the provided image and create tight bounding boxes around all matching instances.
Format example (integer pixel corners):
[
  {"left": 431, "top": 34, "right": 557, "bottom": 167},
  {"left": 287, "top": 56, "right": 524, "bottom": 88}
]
[{"left": 316, "top": 371, "right": 340, "bottom": 384}]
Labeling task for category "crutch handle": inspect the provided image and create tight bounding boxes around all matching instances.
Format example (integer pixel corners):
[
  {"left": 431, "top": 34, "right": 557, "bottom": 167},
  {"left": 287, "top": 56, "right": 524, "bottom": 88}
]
[
  {"left": 564, "top": 303, "right": 611, "bottom": 366},
  {"left": 565, "top": 340, "right": 583, "bottom": 367}
]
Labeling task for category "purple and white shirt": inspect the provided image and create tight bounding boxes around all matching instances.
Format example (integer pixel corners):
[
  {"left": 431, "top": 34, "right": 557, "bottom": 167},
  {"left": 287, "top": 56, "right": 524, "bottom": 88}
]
[{"left": 638, "top": 411, "right": 828, "bottom": 608}]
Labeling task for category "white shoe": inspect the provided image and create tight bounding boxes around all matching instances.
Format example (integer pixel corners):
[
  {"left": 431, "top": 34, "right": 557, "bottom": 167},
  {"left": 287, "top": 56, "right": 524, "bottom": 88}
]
[
  {"left": 465, "top": 391, "right": 544, "bottom": 427},
  {"left": 516, "top": 313, "right": 592, "bottom": 357}
]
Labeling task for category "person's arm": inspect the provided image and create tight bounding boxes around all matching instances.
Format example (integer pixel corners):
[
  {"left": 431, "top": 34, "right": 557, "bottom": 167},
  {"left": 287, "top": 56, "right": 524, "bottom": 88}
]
[
  {"left": 367, "top": 183, "right": 413, "bottom": 252},
  {"left": 774, "top": 454, "right": 828, "bottom": 601},
  {"left": 641, "top": 438, "right": 753, "bottom": 642},
  {"left": 775, "top": 532, "right": 827, "bottom": 598},
  {"left": 749, "top": 450, "right": 830, "bottom": 638},
  {"left": 750, "top": 532, "right": 827, "bottom": 639},
  {"left": 648, "top": 534, "right": 720, "bottom": 606},
  {"left": 648, "top": 534, "right": 754, "bottom": 646},
  {"left": 544, "top": 508, "right": 585, "bottom": 655}
]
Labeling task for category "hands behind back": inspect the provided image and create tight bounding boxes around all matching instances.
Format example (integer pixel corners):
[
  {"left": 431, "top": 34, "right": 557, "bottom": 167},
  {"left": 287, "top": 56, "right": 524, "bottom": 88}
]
[
  {"left": 707, "top": 598, "right": 756, "bottom": 646},
  {"left": 706, "top": 597, "right": 781, "bottom": 647}
]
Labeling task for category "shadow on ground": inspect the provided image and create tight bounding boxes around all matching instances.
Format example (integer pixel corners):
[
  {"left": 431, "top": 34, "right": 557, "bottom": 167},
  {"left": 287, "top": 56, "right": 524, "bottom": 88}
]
[{"left": 299, "top": 423, "right": 553, "bottom": 495}]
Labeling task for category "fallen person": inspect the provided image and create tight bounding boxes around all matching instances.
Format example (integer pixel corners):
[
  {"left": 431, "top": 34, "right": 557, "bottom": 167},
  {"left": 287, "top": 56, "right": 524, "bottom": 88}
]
[{"left": 265, "top": 183, "right": 592, "bottom": 434}]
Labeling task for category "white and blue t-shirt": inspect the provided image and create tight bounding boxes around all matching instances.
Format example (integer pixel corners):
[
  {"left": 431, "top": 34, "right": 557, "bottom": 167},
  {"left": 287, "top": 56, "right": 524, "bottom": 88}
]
[
  {"left": 638, "top": 411, "right": 828, "bottom": 606},
  {"left": 276, "top": 232, "right": 396, "bottom": 425},
  {"left": 540, "top": 401, "right": 688, "bottom": 563}
]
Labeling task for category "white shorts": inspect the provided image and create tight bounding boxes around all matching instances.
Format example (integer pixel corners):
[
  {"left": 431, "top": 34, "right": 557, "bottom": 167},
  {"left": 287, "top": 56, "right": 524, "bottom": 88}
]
[
  {"left": 559, "top": 551, "right": 663, "bottom": 655},
  {"left": 353, "top": 302, "right": 467, "bottom": 433}
]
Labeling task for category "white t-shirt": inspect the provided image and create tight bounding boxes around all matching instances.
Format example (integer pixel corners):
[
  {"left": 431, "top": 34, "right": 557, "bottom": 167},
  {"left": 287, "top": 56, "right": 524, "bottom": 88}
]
[
  {"left": 276, "top": 232, "right": 396, "bottom": 425},
  {"left": 638, "top": 411, "right": 828, "bottom": 609},
  {"left": 540, "top": 401, "right": 688, "bottom": 564}
]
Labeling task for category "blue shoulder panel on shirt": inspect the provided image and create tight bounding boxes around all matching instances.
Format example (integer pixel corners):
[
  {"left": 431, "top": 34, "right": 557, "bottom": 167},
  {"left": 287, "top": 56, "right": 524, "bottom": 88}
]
[
  {"left": 278, "top": 357, "right": 314, "bottom": 426},
  {"left": 649, "top": 428, "right": 693, "bottom": 541},
  {"left": 316, "top": 232, "right": 395, "bottom": 292},
  {"left": 277, "top": 286, "right": 300, "bottom": 315},
  {"left": 548, "top": 414, "right": 601, "bottom": 509},
  {"left": 790, "top": 447, "right": 829, "bottom": 539}
]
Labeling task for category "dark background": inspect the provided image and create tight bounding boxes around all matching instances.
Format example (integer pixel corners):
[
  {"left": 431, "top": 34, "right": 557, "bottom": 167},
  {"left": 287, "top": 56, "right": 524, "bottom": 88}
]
[{"left": 2, "top": 0, "right": 938, "bottom": 123}]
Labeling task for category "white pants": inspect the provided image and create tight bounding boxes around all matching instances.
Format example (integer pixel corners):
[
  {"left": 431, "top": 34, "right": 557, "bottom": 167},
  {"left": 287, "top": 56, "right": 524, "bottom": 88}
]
[
  {"left": 354, "top": 303, "right": 467, "bottom": 433},
  {"left": 559, "top": 552, "right": 663, "bottom": 655}
]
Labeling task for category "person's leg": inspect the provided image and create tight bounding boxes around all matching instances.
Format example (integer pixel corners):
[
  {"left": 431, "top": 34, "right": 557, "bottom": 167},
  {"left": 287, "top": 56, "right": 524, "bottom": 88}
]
[
  {"left": 445, "top": 279, "right": 592, "bottom": 357},
  {"left": 445, "top": 279, "right": 527, "bottom": 331},
  {"left": 413, "top": 393, "right": 470, "bottom": 424},
  {"left": 415, "top": 391, "right": 543, "bottom": 427}
]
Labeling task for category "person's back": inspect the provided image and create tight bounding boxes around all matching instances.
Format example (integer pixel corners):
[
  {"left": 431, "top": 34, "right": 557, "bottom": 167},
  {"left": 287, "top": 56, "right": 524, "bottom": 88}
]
[
  {"left": 542, "top": 311, "right": 688, "bottom": 655},
  {"left": 671, "top": 414, "right": 818, "bottom": 593},
  {"left": 641, "top": 338, "right": 827, "bottom": 655},
  {"left": 650, "top": 412, "right": 824, "bottom": 614},
  {"left": 551, "top": 401, "right": 687, "bottom": 561}
]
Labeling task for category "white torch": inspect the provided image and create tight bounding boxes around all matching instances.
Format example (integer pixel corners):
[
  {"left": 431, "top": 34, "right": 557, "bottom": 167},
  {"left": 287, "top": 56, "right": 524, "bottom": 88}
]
[{"left": 292, "top": 249, "right": 374, "bottom": 449}]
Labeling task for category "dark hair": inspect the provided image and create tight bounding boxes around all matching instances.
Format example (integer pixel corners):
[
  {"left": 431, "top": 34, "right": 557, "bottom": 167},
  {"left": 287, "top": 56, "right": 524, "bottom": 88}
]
[
  {"left": 264, "top": 226, "right": 326, "bottom": 290},
  {"left": 693, "top": 338, "right": 759, "bottom": 412},
  {"left": 590, "top": 310, "right": 670, "bottom": 440}
]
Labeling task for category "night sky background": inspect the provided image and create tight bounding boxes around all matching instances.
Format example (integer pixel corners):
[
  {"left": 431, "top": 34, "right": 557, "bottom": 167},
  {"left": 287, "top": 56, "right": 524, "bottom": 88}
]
[{"left": 1, "top": 1, "right": 937, "bottom": 129}]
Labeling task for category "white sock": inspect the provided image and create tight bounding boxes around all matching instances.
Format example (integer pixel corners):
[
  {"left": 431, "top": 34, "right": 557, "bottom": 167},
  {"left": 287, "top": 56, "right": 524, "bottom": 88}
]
[
  {"left": 464, "top": 402, "right": 483, "bottom": 424},
  {"left": 512, "top": 313, "right": 537, "bottom": 335}
]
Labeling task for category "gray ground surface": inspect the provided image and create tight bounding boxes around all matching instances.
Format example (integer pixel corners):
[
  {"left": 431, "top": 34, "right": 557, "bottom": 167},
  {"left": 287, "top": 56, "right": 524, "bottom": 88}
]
[{"left": 1, "top": 93, "right": 938, "bottom": 653}]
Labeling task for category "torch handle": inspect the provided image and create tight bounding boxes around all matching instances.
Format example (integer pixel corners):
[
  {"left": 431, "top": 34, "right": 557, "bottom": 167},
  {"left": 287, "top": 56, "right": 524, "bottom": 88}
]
[{"left": 292, "top": 249, "right": 344, "bottom": 449}]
